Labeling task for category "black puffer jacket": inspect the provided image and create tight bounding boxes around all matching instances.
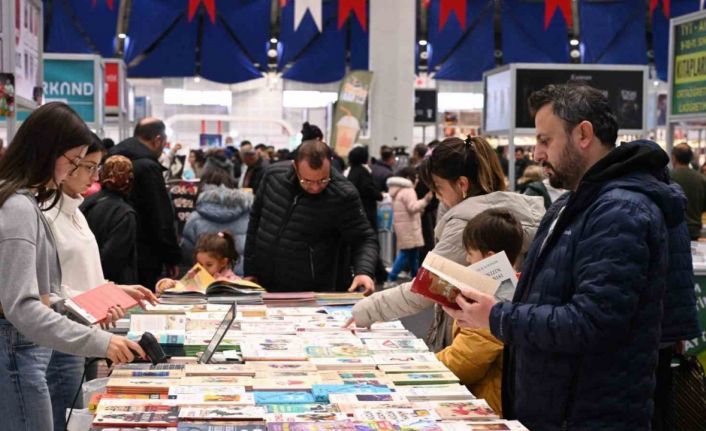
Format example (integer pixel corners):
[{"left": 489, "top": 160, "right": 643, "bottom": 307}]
[
  {"left": 80, "top": 189, "right": 138, "bottom": 285},
  {"left": 244, "top": 162, "right": 378, "bottom": 292},
  {"left": 108, "top": 138, "right": 181, "bottom": 270}
]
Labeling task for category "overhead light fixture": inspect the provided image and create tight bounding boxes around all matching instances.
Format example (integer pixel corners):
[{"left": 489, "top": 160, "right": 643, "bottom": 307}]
[
  {"left": 267, "top": 48, "right": 278, "bottom": 58},
  {"left": 194, "top": 76, "right": 201, "bottom": 83},
  {"left": 270, "top": 38, "right": 278, "bottom": 44},
  {"left": 419, "top": 40, "right": 428, "bottom": 46},
  {"left": 570, "top": 49, "right": 581, "bottom": 59},
  {"left": 570, "top": 38, "right": 579, "bottom": 46},
  {"left": 118, "top": 33, "right": 127, "bottom": 39}
]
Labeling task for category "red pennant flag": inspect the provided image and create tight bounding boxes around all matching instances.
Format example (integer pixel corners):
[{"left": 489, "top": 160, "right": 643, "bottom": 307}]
[
  {"left": 544, "top": 0, "right": 572, "bottom": 30},
  {"left": 338, "top": 0, "right": 367, "bottom": 31},
  {"left": 440, "top": 0, "right": 466, "bottom": 30},
  {"left": 188, "top": 0, "right": 217, "bottom": 24},
  {"left": 91, "top": 0, "right": 115, "bottom": 10},
  {"left": 649, "top": 0, "right": 670, "bottom": 18}
]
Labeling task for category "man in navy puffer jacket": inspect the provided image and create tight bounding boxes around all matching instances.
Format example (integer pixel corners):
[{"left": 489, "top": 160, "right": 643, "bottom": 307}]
[{"left": 445, "top": 83, "right": 688, "bottom": 430}]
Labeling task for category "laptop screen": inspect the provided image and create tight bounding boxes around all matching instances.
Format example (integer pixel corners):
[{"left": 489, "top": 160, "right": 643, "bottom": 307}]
[{"left": 198, "top": 303, "right": 236, "bottom": 364}]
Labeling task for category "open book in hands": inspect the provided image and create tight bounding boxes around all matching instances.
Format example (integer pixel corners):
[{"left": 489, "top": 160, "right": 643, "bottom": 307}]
[
  {"left": 410, "top": 251, "right": 518, "bottom": 309},
  {"left": 167, "top": 263, "right": 265, "bottom": 297}
]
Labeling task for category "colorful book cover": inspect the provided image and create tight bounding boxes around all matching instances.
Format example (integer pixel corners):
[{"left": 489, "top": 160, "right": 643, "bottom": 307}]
[
  {"left": 264, "top": 412, "right": 350, "bottom": 422},
  {"left": 264, "top": 403, "right": 341, "bottom": 414},
  {"left": 311, "top": 384, "right": 392, "bottom": 403},
  {"left": 372, "top": 353, "right": 439, "bottom": 365},
  {"left": 362, "top": 339, "right": 428, "bottom": 352},
  {"left": 309, "top": 357, "right": 377, "bottom": 370},
  {"left": 93, "top": 401, "right": 179, "bottom": 427},
  {"left": 377, "top": 363, "right": 450, "bottom": 374},
  {"left": 178, "top": 406, "right": 267, "bottom": 420},
  {"left": 254, "top": 391, "right": 316, "bottom": 405},
  {"left": 395, "top": 385, "right": 474, "bottom": 402},
  {"left": 390, "top": 373, "right": 460, "bottom": 386},
  {"left": 352, "top": 408, "right": 440, "bottom": 423},
  {"left": 431, "top": 400, "right": 499, "bottom": 421},
  {"left": 305, "top": 345, "right": 370, "bottom": 358},
  {"left": 178, "top": 424, "right": 267, "bottom": 431},
  {"left": 328, "top": 393, "right": 409, "bottom": 405}
]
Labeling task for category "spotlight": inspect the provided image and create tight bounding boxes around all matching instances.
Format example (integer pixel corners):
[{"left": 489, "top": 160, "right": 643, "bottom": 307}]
[
  {"left": 570, "top": 39, "right": 579, "bottom": 47},
  {"left": 418, "top": 40, "right": 428, "bottom": 46},
  {"left": 270, "top": 38, "right": 278, "bottom": 44}
]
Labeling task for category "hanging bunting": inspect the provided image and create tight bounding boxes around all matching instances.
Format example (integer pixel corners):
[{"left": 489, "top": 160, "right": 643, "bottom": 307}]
[
  {"left": 440, "top": 0, "right": 467, "bottom": 30},
  {"left": 544, "top": 0, "right": 572, "bottom": 29},
  {"left": 649, "top": 0, "right": 671, "bottom": 17},
  {"left": 188, "top": 0, "right": 217, "bottom": 24},
  {"left": 295, "top": 0, "right": 323, "bottom": 32},
  {"left": 338, "top": 0, "right": 367, "bottom": 31},
  {"left": 91, "top": 0, "right": 115, "bottom": 10}
]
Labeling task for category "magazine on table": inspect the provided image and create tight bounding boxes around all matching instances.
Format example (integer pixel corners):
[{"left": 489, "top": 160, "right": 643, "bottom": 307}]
[
  {"left": 164, "top": 263, "right": 264, "bottom": 297},
  {"left": 411, "top": 251, "right": 518, "bottom": 309}
]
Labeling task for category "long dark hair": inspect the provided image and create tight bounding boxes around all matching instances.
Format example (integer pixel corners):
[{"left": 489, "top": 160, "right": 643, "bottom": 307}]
[
  {"left": 0, "top": 102, "right": 94, "bottom": 208},
  {"left": 195, "top": 231, "right": 238, "bottom": 265},
  {"left": 420, "top": 136, "right": 506, "bottom": 197}
]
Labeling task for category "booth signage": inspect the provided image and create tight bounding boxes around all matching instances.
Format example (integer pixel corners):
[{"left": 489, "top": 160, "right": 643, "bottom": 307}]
[
  {"left": 105, "top": 61, "right": 119, "bottom": 110},
  {"left": 414, "top": 89, "right": 437, "bottom": 124},
  {"left": 670, "top": 13, "right": 706, "bottom": 118},
  {"left": 43, "top": 58, "right": 96, "bottom": 123}
]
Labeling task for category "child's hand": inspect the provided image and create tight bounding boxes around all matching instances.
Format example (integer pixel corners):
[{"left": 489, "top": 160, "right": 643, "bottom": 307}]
[{"left": 155, "top": 279, "right": 177, "bottom": 296}]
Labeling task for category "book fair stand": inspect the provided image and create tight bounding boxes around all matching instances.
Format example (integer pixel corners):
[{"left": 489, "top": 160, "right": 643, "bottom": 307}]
[
  {"left": 482, "top": 63, "right": 649, "bottom": 190},
  {"left": 103, "top": 58, "right": 131, "bottom": 141},
  {"left": 667, "top": 9, "right": 706, "bottom": 369}
]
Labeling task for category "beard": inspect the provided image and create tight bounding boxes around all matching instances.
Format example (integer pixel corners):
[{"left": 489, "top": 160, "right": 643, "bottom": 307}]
[{"left": 542, "top": 136, "right": 585, "bottom": 191}]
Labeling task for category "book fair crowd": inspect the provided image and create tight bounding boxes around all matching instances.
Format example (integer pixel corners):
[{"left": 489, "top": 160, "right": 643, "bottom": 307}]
[{"left": 0, "top": 82, "right": 702, "bottom": 431}]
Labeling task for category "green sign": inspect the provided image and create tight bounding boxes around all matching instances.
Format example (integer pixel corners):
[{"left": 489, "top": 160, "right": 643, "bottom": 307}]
[
  {"left": 686, "top": 275, "right": 706, "bottom": 369},
  {"left": 43, "top": 58, "right": 96, "bottom": 123},
  {"left": 330, "top": 71, "right": 373, "bottom": 158},
  {"left": 671, "top": 13, "right": 706, "bottom": 118}
]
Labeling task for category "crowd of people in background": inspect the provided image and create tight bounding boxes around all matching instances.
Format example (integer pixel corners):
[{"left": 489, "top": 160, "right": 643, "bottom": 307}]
[{"left": 0, "top": 82, "right": 702, "bottom": 430}]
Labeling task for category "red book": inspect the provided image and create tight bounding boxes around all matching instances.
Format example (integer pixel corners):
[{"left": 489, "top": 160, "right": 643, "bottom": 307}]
[{"left": 63, "top": 283, "right": 138, "bottom": 325}]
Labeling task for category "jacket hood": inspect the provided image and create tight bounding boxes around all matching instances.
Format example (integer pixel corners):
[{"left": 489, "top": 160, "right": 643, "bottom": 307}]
[
  {"left": 110, "top": 137, "right": 159, "bottom": 162},
  {"left": 387, "top": 177, "right": 414, "bottom": 198},
  {"left": 195, "top": 185, "right": 253, "bottom": 223},
  {"left": 582, "top": 140, "right": 685, "bottom": 228}
]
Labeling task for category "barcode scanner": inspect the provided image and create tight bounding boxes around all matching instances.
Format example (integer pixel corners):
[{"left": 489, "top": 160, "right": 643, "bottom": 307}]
[{"left": 106, "top": 331, "right": 168, "bottom": 367}]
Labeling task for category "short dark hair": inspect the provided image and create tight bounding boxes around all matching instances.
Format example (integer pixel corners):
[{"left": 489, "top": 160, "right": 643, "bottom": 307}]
[
  {"left": 199, "top": 168, "right": 237, "bottom": 190},
  {"left": 301, "top": 122, "right": 324, "bottom": 141},
  {"left": 528, "top": 83, "right": 619, "bottom": 148},
  {"left": 413, "top": 143, "right": 428, "bottom": 160},
  {"left": 134, "top": 119, "right": 166, "bottom": 141},
  {"left": 462, "top": 208, "right": 524, "bottom": 266},
  {"left": 348, "top": 146, "right": 369, "bottom": 166},
  {"left": 87, "top": 133, "right": 106, "bottom": 156},
  {"left": 190, "top": 149, "right": 206, "bottom": 165},
  {"left": 240, "top": 140, "right": 252, "bottom": 148},
  {"left": 255, "top": 143, "right": 267, "bottom": 151},
  {"left": 672, "top": 143, "right": 693, "bottom": 165},
  {"left": 295, "top": 139, "right": 332, "bottom": 170},
  {"left": 101, "top": 138, "right": 115, "bottom": 151},
  {"left": 380, "top": 145, "right": 394, "bottom": 161}
]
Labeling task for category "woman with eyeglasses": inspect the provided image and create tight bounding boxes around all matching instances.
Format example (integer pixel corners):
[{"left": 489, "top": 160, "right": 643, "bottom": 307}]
[
  {"left": 43, "top": 134, "right": 158, "bottom": 430},
  {"left": 0, "top": 102, "right": 147, "bottom": 430}
]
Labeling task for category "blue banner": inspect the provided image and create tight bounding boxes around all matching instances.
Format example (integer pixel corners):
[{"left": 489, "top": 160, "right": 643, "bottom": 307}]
[
  {"left": 430, "top": 0, "right": 495, "bottom": 82},
  {"left": 125, "top": 0, "right": 266, "bottom": 83},
  {"left": 279, "top": 1, "right": 369, "bottom": 83},
  {"left": 44, "top": 0, "right": 120, "bottom": 57},
  {"left": 652, "top": 0, "right": 701, "bottom": 81},
  {"left": 579, "top": 0, "right": 647, "bottom": 65},
  {"left": 500, "top": 0, "right": 570, "bottom": 64}
]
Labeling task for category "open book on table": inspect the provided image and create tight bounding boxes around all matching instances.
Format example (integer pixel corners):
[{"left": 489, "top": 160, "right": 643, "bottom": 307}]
[
  {"left": 164, "top": 263, "right": 265, "bottom": 297},
  {"left": 410, "top": 251, "right": 518, "bottom": 309}
]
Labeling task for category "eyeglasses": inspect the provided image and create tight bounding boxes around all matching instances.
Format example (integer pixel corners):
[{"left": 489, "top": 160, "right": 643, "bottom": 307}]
[
  {"left": 61, "top": 153, "right": 82, "bottom": 175},
  {"left": 298, "top": 177, "right": 331, "bottom": 186},
  {"left": 78, "top": 163, "right": 102, "bottom": 176}
]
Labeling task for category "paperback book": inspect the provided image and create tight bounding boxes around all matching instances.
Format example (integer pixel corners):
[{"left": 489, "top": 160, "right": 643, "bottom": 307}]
[
  {"left": 178, "top": 406, "right": 268, "bottom": 421},
  {"left": 64, "top": 283, "right": 139, "bottom": 325},
  {"left": 430, "top": 400, "right": 499, "bottom": 421}
]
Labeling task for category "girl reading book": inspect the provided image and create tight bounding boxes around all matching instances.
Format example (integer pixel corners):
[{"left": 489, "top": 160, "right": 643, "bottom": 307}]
[{"left": 157, "top": 231, "right": 240, "bottom": 295}]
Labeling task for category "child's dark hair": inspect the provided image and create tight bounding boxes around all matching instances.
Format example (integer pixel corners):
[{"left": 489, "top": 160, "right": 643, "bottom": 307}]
[
  {"left": 195, "top": 231, "right": 238, "bottom": 265},
  {"left": 395, "top": 166, "right": 417, "bottom": 182},
  {"left": 462, "top": 208, "right": 523, "bottom": 266}
]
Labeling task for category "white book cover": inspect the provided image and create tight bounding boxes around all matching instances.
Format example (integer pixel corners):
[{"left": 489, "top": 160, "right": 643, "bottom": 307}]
[
  {"left": 372, "top": 353, "right": 439, "bottom": 365},
  {"left": 395, "top": 385, "right": 475, "bottom": 401},
  {"left": 363, "top": 338, "right": 428, "bottom": 352},
  {"left": 309, "top": 356, "right": 377, "bottom": 370},
  {"left": 264, "top": 412, "right": 350, "bottom": 422},
  {"left": 377, "top": 363, "right": 451, "bottom": 374},
  {"left": 177, "top": 405, "right": 266, "bottom": 420},
  {"left": 439, "top": 421, "right": 529, "bottom": 431},
  {"left": 466, "top": 251, "right": 518, "bottom": 301},
  {"left": 352, "top": 408, "right": 440, "bottom": 423},
  {"left": 240, "top": 338, "right": 307, "bottom": 361},
  {"left": 168, "top": 385, "right": 247, "bottom": 396},
  {"left": 129, "top": 314, "right": 186, "bottom": 333}
]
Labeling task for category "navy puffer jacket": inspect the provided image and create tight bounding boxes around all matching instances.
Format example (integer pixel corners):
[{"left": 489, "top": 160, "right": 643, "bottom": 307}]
[{"left": 491, "top": 141, "right": 683, "bottom": 431}]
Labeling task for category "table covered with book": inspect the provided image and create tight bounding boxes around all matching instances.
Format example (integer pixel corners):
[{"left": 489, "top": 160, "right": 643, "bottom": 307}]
[{"left": 86, "top": 296, "right": 528, "bottom": 431}]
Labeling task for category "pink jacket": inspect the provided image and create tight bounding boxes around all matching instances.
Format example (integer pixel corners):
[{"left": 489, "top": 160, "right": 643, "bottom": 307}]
[{"left": 387, "top": 177, "right": 431, "bottom": 250}]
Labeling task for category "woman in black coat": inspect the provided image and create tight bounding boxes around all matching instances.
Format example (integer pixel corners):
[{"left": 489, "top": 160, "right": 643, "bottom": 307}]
[
  {"left": 345, "top": 145, "right": 382, "bottom": 230},
  {"left": 81, "top": 155, "right": 139, "bottom": 285}
]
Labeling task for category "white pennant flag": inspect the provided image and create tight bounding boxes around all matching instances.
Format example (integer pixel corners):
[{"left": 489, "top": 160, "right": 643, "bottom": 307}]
[{"left": 294, "top": 0, "right": 322, "bottom": 32}]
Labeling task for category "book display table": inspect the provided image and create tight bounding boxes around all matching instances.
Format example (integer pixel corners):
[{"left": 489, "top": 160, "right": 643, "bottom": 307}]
[{"left": 86, "top": 295, "right": 528, "bottom": 430}]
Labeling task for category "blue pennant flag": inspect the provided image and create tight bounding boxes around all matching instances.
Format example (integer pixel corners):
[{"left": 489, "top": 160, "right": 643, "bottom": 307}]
[
  {"left": 501, "top": 0, "right": 570, "bottom": 64},
  {"left": 652, "top": 0, "right": 700, "bottom": 81},
  {"left": 44, "top": 0, "right": 120, "bottom": 57}
]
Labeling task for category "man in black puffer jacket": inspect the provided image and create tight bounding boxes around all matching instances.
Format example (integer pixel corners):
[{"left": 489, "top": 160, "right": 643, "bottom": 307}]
[
  {"left": 244, "top": 140, "right": 378, "bottom": 294},
  {"left": 445, "top": 83, "right": 687, "bottom": 430}
]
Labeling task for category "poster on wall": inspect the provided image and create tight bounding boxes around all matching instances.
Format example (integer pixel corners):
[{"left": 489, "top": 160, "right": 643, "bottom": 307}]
[
  {"left": 14, "top": 0, "right": 40, "bottom": 103},
  {"left": 104, "top": 61, "right": 120, "bottom": 114},
  {"left": 43, "top": 57, "right": 97, "bottom": 123},
  {"left": 167, "top": 179, "right": 200, "bottom": 236},
  {"left": 669, "top": 11, "right": 706, "bottom": 120},
  {"left": 330, "top": 71, "right": 373, "bottom": 158},
  {"left": 0, "top": 73, "right": 15, "bottom": 117}
]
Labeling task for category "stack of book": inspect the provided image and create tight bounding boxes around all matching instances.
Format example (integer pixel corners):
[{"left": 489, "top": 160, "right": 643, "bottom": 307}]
[
  {"left": 88, "top": 302, "right": 528, "bottom": 431},
  {"left": 160, "top": 264, "right": 265, "bottom": 306}
]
